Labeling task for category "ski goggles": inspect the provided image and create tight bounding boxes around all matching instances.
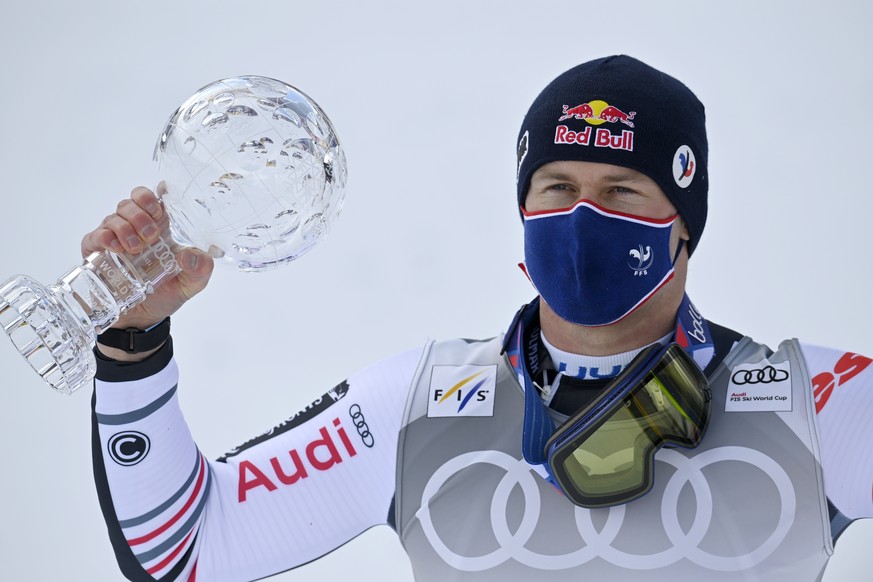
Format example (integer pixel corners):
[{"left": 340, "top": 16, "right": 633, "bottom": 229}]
[{"left": 544, "top": 342, "right": 710, "bottom": 508}]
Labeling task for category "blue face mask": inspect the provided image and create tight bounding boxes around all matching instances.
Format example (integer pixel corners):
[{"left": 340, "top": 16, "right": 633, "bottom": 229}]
[{"left": 523, "top": 200, "right": 681, "bottom": 326}]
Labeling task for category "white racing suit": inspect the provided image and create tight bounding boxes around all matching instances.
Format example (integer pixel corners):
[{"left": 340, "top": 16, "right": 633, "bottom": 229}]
[{"left": 92, "top": 305, "right": 873, "bottom": 581}]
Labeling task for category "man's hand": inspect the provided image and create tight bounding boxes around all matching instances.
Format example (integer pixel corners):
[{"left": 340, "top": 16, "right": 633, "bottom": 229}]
[{"left": 82, "top": 187, "right": 214, "bottom": 360}]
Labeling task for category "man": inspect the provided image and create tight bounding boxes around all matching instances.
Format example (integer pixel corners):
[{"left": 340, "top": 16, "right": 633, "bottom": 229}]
[{"left": 86, "top": 56, "right": 873, "bottom": 581}]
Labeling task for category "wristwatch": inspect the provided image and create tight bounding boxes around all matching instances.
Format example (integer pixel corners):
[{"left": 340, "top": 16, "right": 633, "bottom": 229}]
[{"left": 96, "top": 317, "right": 171, "bottom": 354}]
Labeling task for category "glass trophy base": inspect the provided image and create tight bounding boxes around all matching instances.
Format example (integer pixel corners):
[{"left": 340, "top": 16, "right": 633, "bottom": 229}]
[{"left": 0, "top": 275, "right": 96, "bottom": 394}]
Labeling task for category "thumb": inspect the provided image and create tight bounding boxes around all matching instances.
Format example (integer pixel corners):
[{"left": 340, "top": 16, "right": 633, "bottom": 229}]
[{"left": 176, "top": 248, "right": 215, "bottom": 295}]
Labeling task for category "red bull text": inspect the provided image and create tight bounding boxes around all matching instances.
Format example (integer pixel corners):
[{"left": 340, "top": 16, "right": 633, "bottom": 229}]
[{"left": 554, "top": 125, "right": 634, "bottom": 152}]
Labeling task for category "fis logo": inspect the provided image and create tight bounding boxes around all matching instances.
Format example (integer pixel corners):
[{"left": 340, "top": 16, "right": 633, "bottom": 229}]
[{"left": 427, "top": 365, "right": 497, "bottom": 418}]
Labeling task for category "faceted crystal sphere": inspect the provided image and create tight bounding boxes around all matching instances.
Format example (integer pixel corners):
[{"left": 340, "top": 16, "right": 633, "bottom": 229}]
[{"left": 154, "top": 76, "right": 347, "bottom": 271}]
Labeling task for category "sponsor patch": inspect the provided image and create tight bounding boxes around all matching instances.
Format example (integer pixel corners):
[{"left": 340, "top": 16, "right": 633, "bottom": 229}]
[
  {"left": 428, "top": 365, "right": 497, "bottom": 418},
  {"left": 220, "top": 379, "right": 350, "bottom": 460},
  {"left": 108, "top": 431, "right": 150, "bottom": 466},
  {"left": 236, "top": 417, "right": 358, "bottom": 503},
  {"left": 348, "top": 403, "right": 374, "bottom": 448},
  {"left": 812, "top": 351, "right": 873, "bottom": 414},
  {"left": 554, "top": 100, "right": 636, "bottom": 152},
  {"left": 516, "top": 130, "right": 529, "bottom": 179},
  {"left": 725, "top": 359, "right": 792, "bottom": 412},
  {"left": 672, "top": 145, "right": 696, "bottom": 187},
  {"left": 559, "top": 100, "right": 636, "bottom": 127}
]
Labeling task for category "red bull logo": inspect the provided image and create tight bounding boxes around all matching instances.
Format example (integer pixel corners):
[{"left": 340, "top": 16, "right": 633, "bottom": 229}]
[
  {"left": 554, "top": 125, "right": 633, "bottom": 152},
  {"left": 559, "top": 99, "right": 636, "bottom": 128},
  {"left": 559, "top": 102, "right": 595, "bottom": 121},
  {"left": 555, "top": 100, "right": 635, "bottom": 152}
]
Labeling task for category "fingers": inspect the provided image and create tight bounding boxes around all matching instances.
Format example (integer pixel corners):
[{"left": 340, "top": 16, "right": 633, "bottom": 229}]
[
  {"left": 179, "top": 249, "right": 202, "bottom": 271},
  {"left": 82, "top": 187, "right": 166, "bottom": 258},
  {"left": 115, "top": 199, "right": 160, "bottom": 253},
  {"left": 81, "top": 227, "right": 123, "bottom": 257},
  {"left": 130, "top": 186, "right": 163, "bottom": 220}
]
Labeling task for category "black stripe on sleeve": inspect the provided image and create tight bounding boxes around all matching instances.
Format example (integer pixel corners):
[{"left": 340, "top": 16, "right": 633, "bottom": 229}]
[
  {"left": 828, "top": 498, "right": 855, "bottom": 545},
  {"left": 91, "top": 388, "right": 195, "bottom": 581}
]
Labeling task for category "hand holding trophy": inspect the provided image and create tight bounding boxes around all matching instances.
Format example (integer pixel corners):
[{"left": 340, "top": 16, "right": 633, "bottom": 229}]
[{"left": 0, "top": 76, "right": 347, "bottom": 394}]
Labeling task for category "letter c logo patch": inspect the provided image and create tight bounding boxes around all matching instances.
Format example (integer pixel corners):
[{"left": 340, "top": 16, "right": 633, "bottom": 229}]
[{"left": 108, "top": 431, "right": 150, "bottom": 466}]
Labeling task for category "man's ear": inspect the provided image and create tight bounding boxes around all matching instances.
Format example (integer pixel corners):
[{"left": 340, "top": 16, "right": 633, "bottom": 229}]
[{"left": 679, "top": 218, "right": 690, "bottom": 241}]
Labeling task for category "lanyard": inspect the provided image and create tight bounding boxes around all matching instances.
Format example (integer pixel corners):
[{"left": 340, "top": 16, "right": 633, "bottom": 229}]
[{"left": 502, "top": 295, "right": 714, "bottom": 466}]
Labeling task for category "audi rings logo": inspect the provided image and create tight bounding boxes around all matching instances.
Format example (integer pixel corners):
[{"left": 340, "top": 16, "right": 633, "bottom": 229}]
[
  {"left": 731, "top": 366, "right": 789, "bottom": 385},
  {"left": 419, "top": 448, "right": 795, "bottom": 572},
  {"left": 348, "top": 404, "right": 374, "bottom": 448},
  {"left": 108, "top": 431, "right": 150, "bottom": 466}
]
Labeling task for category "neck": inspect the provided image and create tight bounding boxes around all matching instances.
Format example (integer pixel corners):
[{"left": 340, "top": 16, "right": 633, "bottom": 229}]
[{"left": 539, "top": 267, "right": 687, "bottom": 357}]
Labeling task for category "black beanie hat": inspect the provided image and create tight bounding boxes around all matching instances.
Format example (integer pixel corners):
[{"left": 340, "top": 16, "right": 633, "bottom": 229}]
[{"left": 516, "top": 55, "right": 708, "bottom": 254}]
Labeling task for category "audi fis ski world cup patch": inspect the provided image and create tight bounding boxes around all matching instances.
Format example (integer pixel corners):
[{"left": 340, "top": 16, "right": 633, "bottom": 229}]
[
  {"left": 427, "top": 365, "right": 497, "bottom": 418},
  {"left": 726, "top": 358, "right": 792, "bottom": 412}
]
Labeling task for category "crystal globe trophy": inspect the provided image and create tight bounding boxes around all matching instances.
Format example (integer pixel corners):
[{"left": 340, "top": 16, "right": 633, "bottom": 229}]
[{"left": 0, "top": 76, "right": 347, "bottom": 394}]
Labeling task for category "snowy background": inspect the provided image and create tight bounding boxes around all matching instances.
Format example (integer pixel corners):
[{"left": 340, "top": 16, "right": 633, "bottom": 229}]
[{"left": 0, "top": 1, "right": 871, "bottom": 580}]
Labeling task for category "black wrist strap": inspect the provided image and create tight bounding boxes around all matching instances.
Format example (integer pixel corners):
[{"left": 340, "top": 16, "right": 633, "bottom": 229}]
[{"left": 97, "top": 317, "right": 171, "bottom": 354}]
